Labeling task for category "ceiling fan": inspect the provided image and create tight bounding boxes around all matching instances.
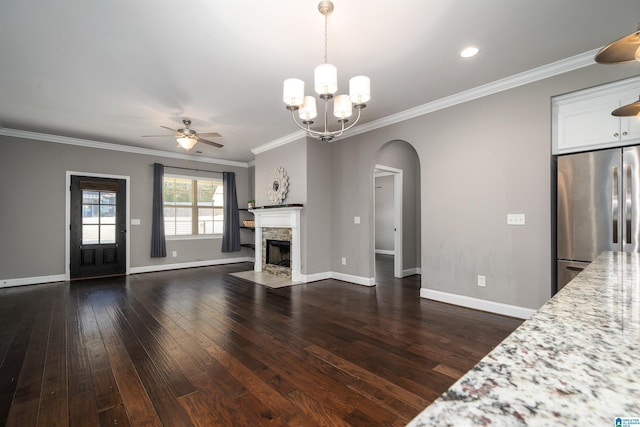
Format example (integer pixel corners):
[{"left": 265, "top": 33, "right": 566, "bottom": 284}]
[{"left": 142, "top": 119, "right": 223, "bottom": 150}]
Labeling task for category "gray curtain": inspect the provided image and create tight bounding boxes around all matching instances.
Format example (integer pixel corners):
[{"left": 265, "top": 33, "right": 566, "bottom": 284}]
[
  {"left": 222, "top": 171, "right": 241, "bottom": 252},
  {"left": 151, "top": 163, "right": 167, "bottom": 257}
]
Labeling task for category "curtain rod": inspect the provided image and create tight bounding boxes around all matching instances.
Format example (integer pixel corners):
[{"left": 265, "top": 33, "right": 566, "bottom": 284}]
[{"left": 151, "top": 164, "right": 227, "bottom": 174}]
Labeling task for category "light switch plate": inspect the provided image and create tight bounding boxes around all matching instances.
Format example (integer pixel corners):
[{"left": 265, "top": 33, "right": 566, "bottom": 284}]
[
  {"left": 507, "top": 214, "right": 525, "bottom": 225},
  {"left": 131, "top": 218, "right": 141, "bottom": 225},
  {"left": 354, "top": 216, "right": 361, "bottom": 224}
]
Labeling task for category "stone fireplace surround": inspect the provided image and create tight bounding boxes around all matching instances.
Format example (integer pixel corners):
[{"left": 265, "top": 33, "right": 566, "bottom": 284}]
[{"left": 250, "top": 205, "right": 302, "bottom": 282}]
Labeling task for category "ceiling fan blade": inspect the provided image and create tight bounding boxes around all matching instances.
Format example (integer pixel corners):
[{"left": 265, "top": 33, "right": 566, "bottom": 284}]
[
  {"left": 160, "top": 125, "right": 178, "bottom": 133},
  {"left": 197, "top": 132, "right": 222, "bottom": 137},
  {"left": 197, "top": 137, "right": 224, "bottom": 148}
]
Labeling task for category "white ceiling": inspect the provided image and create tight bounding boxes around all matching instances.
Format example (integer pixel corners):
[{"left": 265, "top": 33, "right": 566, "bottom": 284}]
[{"left": 1, "top": 0, "right": 640, "bottom": 163}]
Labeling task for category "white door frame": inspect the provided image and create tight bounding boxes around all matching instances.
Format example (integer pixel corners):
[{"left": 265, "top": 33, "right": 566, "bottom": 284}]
[
  {"left": 374, "top": 164, "right": 403, "bottom": 278},
  {"left": 65, "top": 171, "right": 131, "bottom": 280}
]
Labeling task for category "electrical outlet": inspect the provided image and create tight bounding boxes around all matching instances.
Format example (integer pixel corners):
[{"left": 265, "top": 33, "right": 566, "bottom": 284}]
[
  {"left": 172, "top": 251, "right": 177, "bottom": 257},
  {"left": 341, "top": 257, "right": 347, "bottom": 265},
  {"left": 477, "top": 275, "right": 486, "bottom": 287}
]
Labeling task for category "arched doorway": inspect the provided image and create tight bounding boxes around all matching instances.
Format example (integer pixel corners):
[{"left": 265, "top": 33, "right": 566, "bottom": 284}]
[{"left": 373, "top": 140, "right": 421, "bottom": 280}]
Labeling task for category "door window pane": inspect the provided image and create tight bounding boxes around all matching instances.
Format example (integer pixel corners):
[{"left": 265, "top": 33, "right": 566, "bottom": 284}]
[
  {"left": 100, "top": 225, "right": 116, "bottom": 244},
  {"left": 82, "top": 225, "right": 99, "bottom": 244},
  {"left": 82, "top": 190, "right": 118, "bottom": 244},
  {"left": 100, "top": 205, "right": 116, "bottom": 224},
  {"left": 100, "top": 192, "right": 116, "bottom": 205},
  {"left": 82, "top": 191, "right": 99, "bottom": 204}
]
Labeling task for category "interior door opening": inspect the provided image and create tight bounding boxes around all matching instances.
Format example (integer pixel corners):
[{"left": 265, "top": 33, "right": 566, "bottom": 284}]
[{"left": 374, "top": 165, "right": 403, "bottom": 278}]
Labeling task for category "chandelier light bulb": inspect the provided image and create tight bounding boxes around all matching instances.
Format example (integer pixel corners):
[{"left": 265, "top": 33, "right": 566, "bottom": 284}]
[
  {"left": 333, "top": 95, "right": 352, "bottom": 119},
  {"left": 314, "top": 64, "right": 338, "bottom": 96},
  {"left": 283, "top": 78, "right": 305, "bottom": 106},
  {"left": 299, "top": 96, "right": 318, "bottom": 121},
  {"left": 349, "top": 76, "right": 371, "bottom": 105}
]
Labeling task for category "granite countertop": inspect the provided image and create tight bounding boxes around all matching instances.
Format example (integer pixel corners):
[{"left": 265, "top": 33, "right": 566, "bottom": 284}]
[{"left": 408, "top": 251, "right": 640, "bottom": 426}]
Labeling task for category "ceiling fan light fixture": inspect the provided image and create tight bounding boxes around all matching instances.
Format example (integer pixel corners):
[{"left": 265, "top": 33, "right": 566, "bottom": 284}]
[
  {"left": 176, "top": 136, "right": 198, "bottom": 150},
  {"left": 595, "top": 26, "right": 640, "bottom": 64}
]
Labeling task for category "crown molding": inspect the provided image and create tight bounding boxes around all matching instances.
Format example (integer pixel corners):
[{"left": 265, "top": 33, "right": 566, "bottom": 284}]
[
  {"left": 256, "top": 48, "right": 598, "bottom": 151},
  {"left": 251, "top": 130, "right": 306, "bottom": 155},
  {"left": 0, "top": 127, "right": 251, "bottom": 168}
]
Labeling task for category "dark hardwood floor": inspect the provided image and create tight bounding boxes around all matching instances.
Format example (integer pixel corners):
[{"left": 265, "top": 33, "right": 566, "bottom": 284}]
[{"left": 0, "top": 256, "right": 522, "bottom": 426}]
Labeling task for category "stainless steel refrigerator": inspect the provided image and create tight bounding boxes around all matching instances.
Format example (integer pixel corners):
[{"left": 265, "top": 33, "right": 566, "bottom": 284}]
[{"left": 557, "top": 145, "right": 640, "bottom": 289}]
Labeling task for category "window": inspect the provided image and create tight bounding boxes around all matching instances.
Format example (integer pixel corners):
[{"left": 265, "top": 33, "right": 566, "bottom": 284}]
[{"left": 163, "top": 175, "right": 223, "bottom": 237}]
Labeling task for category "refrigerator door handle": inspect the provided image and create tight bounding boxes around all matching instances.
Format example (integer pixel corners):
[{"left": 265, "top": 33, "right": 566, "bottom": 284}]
[
  {"left": 626, "top": 165, "right": 633, "bottom": 244},
  {"left": 613, "top": 166, "right": 619, "bottom": 244}
]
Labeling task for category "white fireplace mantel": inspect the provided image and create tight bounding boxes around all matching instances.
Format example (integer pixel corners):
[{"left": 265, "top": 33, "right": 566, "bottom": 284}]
[{"left": 249, "top": 206, "right": 302, "bottom": 282}]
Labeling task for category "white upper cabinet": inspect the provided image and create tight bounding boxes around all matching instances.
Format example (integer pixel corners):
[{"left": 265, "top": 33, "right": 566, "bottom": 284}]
[{"left": 553, "top": 76, "right": 640, "bottom": 155}]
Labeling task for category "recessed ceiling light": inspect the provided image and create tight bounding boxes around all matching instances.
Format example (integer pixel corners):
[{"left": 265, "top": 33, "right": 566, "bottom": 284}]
[{"left": 460, "top": 46, "right": 479, "bottom": 58}]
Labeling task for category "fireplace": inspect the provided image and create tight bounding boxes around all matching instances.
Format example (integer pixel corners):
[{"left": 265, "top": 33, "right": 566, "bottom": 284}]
[
  {"left": 266, "top": 239, "right": 291, "bottom": 267},
  {"left": 251, "top": 206, "right": 302, "bottom": 282}
]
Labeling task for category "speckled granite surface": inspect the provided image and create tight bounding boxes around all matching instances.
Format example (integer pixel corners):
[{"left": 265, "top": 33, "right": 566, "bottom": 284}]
[{"left": 408, "top": 251, "right": 640, "bottom": 426}]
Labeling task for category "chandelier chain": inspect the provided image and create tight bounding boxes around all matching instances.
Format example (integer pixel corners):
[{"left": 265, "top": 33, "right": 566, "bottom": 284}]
[{"left": 323, "top": 12, "right": 328, "bottom": 64}]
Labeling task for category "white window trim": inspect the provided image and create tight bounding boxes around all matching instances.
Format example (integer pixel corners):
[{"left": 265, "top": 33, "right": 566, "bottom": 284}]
[{"left": 163, "top": 173, "right": 224, "bottom": 238}]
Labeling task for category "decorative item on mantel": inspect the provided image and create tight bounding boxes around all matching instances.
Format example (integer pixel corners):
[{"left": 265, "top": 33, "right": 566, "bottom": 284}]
[
  {"left": 267, "top": 166, "right": 289, "bottom": 205},
  {"left": 248, "top": 199, "right": 255, "bottom": 209}
]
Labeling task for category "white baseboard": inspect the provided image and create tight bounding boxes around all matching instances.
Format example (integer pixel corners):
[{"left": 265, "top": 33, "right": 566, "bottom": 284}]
[
  {"left": 402, "top": 268, "right": 421, "bottom": 277},
  {"left": 129, "top": 257, "right": 254, "bottom": 274},
  {"left": 331, "top": 272, "right": 376, "bottom": 287},
  {"left": 420, "top": 288, "right": 537, "bottom": 320},
  {"left": 0, "top": 274, "right": 66, "bottom": 289},
  {"left": 375, "top": 249, "right": 395, "bottom": 256},
  {"left": 300, "top": 271, "right": 333, "bottom": 283},
  {"left": 300, "top": 271, "right": 375, "bottom": 286}
]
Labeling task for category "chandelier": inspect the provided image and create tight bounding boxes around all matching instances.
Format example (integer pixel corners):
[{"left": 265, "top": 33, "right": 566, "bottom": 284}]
[
  {"left": 595, "top": 24, "right": 640, "bottom": 64},
  {"left": 282, "top": 1, "right": 370, "bottom": 142},
  {"left": 595, "top": 24, "right": 640, "bottom": 117}
]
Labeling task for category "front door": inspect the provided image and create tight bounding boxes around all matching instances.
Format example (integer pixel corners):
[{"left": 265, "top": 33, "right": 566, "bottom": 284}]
[{"left": 70, "top": 176, "right": 126, "bottom": 279}]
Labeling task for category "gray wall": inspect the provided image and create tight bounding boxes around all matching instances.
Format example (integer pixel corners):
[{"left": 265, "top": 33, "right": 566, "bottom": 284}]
[
  {"left": 247, "top": 165, "right": 255, "bottom": 201},
  {"left": 375, "top": 175, "right": 394, "bottom": 251},
  {"left": 304, "top": 141, "right": 332, "bottom": 274},
  {"left": 254, "top": 136, "right": 332, "bottom": 275},
  {"left": 254, "top": 138, "right": 307, "bottom": 207},
  {"left": 375, "top": 140, "right": 421, "bottom": 270},
  {"left": 330, "top": 64, "right": 640, "bottom": 309},
  {"left": 0, "top": 136, "right": 251, "bottom": 280}
]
